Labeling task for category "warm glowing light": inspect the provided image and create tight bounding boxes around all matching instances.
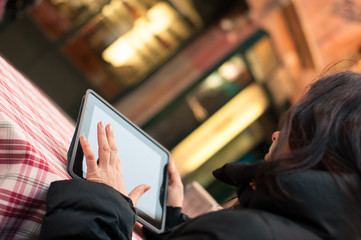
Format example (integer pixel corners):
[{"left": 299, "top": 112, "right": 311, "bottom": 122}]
[
  {"left": 147, "top": 2, "right": 174, "bottom": 34},
  {"left": 102, "top": 38, "right": 136, "bottom": 66},
  {"left": 133, "top": 19, "right": 153, "bottom": 43},
  {"left": 204, "top": 73, "right": 224, "bottom": 89},
  {"left": 218, "top": 56, "right": 244, "bottom": 81},
  {"left": 102, "top": 1, "right": 121, "bottom": 18},
  {"left": 102, "top": 2, "right": 175, "bottom": 67},
  {"left": 171, "top": 84, "right": 269, "bottom": 176}
]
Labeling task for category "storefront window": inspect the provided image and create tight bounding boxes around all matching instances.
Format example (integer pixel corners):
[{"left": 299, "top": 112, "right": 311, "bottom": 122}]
[
  {"left": 30, "top": 0, "right": 203, "bottom": 100},
  {"left": 142, "top": 54, "right": 252, "bottom": 150},
  {"left": 142, "top": 30, "right": 290, "bottom": 179},
  {"left": 245, "top": 36, "right": 279, "bottom": 82}
]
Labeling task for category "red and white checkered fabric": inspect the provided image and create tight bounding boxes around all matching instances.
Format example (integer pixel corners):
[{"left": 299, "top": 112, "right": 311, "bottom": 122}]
[
  {"left": 0, "top": 56, "right": 144, "bottom": 240},
  {"left": 0, "top": 56, "right": 74, "bottom": 239}
]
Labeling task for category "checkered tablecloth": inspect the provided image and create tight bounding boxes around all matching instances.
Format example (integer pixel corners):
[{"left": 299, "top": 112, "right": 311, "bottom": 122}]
[
  {"left": 0, "top": 56, "right": 144, "bottom": 240},
  {"left": 0, "top": 56, "right": 74, "bottom": 239}
]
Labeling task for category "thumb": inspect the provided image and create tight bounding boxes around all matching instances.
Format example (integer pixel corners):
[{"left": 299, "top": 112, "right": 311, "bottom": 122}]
[
  {"left": 169, "top": 161, "right": 181, "bottom": 181},
  {"left": 128, "top": 184, "right": 151, "bottom": 207}
]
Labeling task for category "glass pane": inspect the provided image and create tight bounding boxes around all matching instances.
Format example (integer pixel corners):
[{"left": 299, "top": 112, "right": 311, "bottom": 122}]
[
  {"left": 182, "top": 111, "right": 278, "bottom": 203},
  {"left": 245, "top": 36, "right": 279, "bottom": 82},
  {"left": 183, "top": 120, "right": 266, "bottom": 186},
  {"left": 99, "top": 1, "right": 202, "bottom": 86},
  {"left": 143, "top": 55, "right": 252, "bottom": 149},
  {"left": 30, "top": 0, "right": 204, "bottom": 101}
]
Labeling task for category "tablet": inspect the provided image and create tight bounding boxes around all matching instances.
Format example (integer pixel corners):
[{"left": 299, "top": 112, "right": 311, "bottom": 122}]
[{"left": 67, "top": 89, "right": 169, "bottom": 234}]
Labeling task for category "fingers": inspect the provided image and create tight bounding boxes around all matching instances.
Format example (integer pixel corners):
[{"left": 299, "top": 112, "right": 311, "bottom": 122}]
[
  {"left": 79, "top": 135, "right": 97, "bottom": 171},
  {"left": 169, "top": 161, "right": 182, "bottom": 184},
  {"left": 128, "top": 184, "right": 151, "bottom": 207},
  {"left": 105, "top": 123, "right": 119, "bottom": 166},
  {"left": 133, "top": 222, "right": 144, "bottom": 235},
  {"left": 85, "top": 121, "right": 126, "bottom": 193},
  {"left": 98, "top": 121, "right": 110, "bottom": 167},
  {"left": 167, "top": 161, "right": 184, "bottom": 207}
]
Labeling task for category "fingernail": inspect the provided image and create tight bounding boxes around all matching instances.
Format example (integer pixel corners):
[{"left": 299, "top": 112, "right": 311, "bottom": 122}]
[
  {"left": 144, "top": 184, "right": 151, "bottom": 191},
  {"left": 80, "top": 135, "right": 86, "bottom": 141},
  {"left": 107, "top": 124, "right": 113, "bottom": 132},
  {"left": 99, "top": 121, "right": 104, "bottom": 127}
]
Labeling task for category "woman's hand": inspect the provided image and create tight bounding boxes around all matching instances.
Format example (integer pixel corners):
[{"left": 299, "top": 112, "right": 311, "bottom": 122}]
[
  {"left": 79, "top": 121, "right": 150, "bottom": 206},
  {"left": 167, "top": 161, "right": 184, "bottom": 207}
]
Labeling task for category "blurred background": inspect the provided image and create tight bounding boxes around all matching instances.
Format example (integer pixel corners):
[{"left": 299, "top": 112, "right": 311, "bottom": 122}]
[{"left": 1, "top": 0, "right": 361, "bottom": 203}]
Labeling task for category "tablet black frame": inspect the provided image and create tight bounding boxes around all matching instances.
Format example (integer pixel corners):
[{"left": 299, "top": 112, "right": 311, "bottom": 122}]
[{"left": 67, "top": 89, "right": 170, "bottom": 234}]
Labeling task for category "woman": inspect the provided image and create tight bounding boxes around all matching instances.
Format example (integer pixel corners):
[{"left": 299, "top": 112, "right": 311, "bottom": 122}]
[{"left": 39, "top": 71, "right": 361, "bottom": 239}]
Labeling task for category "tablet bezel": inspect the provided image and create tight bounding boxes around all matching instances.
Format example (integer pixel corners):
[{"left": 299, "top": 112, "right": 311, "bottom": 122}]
[{"left": 67, "top": 89, "right": 169, "bottom": 234}]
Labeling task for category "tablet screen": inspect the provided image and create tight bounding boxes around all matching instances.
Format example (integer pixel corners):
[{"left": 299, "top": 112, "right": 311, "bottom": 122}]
[{"left": 68, "top": 90, "right": 169, "bottom": 233}]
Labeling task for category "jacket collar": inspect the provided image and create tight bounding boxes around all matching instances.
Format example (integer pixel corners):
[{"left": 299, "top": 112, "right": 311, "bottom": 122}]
[{"left": 212, "top": 161, "right": 361, "bottom": 239}]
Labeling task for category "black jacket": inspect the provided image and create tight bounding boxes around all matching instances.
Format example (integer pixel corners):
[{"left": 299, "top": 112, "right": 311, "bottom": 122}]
[{"left": 39, "top": 162, "right": 361, "bottom": 239}]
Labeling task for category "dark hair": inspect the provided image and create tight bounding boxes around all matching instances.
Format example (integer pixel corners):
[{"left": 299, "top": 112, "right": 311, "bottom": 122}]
[{"left": 256, "top": 71, "right": 361, "bottom": 195}]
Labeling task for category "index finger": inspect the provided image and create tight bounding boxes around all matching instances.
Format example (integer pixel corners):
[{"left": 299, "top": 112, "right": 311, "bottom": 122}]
[{"left": 79, "top": 135, "right": 97, "bottom": 171}]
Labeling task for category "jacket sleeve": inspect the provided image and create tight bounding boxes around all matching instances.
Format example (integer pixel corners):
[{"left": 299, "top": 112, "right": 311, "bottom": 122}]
[
  {"left": 165, "top": 206, "right": 191, "bottom": 230},
  {"left": 142, "top": 206, "right": 191, "bottom": 239},
  {"left": 39, "top": 179, "right": 136, "bottom": 240}
]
